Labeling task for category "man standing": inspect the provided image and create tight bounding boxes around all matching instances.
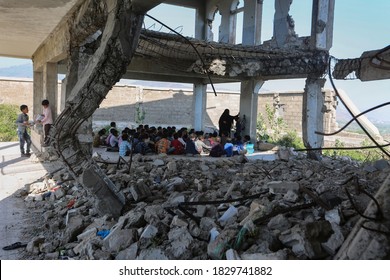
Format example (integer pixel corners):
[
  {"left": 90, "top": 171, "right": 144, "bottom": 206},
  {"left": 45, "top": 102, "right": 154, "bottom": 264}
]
[
  {"left": 39, "top": 99, "right": 53, "bottom": 146},
  {"left": 15, "top": 104, "right": 32, "bottom": 157}
]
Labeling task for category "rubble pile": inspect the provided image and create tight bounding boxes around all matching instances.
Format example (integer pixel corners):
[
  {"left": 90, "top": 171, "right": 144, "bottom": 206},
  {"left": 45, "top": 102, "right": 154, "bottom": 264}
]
[{"left": 17, "top": 153, "right": 390, "bottom": 260}]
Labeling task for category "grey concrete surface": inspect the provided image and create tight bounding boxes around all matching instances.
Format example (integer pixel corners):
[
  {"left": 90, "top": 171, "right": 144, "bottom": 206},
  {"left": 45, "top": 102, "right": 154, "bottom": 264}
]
[{"left": 0, "top": 142, "right": 62, "bottom": 260}]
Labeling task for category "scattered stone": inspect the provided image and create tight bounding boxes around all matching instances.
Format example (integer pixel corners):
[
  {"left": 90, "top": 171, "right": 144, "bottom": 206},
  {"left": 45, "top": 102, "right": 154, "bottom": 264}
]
[
  {"left": 104, "top": 228, "right": 136, "bottom": 253},
  {"left": 129, "top": 183, "right": 152, "bottom": 202},
  {"left": 258, "top": 142, "right": 276, "bottom": 151},
  {"left": 18, "top": 153, "right": 388, "bottom": 260},
  {"left": 321, "top": 222, "right": 344, "bottom": 256},
  {"left": 267, "top": 181, "right": 300, "bottom": 194},
  {"left": 373, "top": 159, "right": 389, "bottom": 171}
]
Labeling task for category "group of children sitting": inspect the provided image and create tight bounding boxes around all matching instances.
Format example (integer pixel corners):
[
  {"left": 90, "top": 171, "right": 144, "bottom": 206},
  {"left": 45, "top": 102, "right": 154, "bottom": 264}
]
[{"left": 93, "top": 122, "right": 253, "bottom": 158}]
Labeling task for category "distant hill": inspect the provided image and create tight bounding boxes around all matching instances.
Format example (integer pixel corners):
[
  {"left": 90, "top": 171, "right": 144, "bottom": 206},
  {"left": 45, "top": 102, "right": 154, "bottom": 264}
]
[
  {"left": 336, "top": 104, "right": 389, "bottom": 125},
  {"left": 0, "top": 64, "right": 33, "bottom": 78}
]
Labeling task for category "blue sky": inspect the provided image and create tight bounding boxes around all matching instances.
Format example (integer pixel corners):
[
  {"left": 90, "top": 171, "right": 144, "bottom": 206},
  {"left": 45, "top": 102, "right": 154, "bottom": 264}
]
[{"left": 1, "top": 0, "right": 389, "bottom": 121}]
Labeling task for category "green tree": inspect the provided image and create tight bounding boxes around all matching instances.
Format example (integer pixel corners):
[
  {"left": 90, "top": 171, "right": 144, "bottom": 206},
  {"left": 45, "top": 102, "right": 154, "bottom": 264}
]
[{"left": 0, "top": 104, "right": 19, "bottom": 141}]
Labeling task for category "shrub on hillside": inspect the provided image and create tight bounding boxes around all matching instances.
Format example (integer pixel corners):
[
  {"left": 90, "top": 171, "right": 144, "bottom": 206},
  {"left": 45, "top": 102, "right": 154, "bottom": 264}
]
[{"left": 0, "top": 104, "right": 19, "bottom": 141}]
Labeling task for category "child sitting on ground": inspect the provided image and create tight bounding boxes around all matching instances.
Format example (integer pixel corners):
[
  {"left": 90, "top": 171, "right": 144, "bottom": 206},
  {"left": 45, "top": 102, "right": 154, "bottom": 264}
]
[{"left": 119, "top": 133, "right": 132, "bottom": 157}]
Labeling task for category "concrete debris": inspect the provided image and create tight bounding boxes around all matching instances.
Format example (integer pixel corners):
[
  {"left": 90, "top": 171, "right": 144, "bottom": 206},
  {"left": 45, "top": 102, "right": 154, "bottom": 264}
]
[{"left": 19, "top": 154, "right": 390, "bottom": 260}]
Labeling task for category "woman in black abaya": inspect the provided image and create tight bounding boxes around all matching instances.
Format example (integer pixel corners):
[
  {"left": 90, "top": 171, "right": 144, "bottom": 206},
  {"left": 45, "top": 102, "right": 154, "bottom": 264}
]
[{"left": 218, "top": 109, "right": 239, "bottom": 137}]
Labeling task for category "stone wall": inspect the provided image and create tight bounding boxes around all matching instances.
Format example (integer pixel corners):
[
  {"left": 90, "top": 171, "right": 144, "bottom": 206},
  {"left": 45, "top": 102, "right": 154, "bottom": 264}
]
[
  {"left": 0, "top": 77, "right": 338, "bottom": 134},
  {"left": 0, "top": 77, "right": 33, "bottom": 108}
]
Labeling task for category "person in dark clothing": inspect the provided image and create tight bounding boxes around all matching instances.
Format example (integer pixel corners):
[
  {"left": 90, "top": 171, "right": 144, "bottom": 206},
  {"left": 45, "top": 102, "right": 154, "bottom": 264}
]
[
  {"left": 218, "top": 109, "right": 239, "bottom": 137},
  {"left": 209, "top": 136, "right": 226, "bottom": 157},
  {"left": 15, "top": 105, "right": 32, "bottom": 157},
  {"left": 185, "top": 133, "right": 199, "bottom": 155}
]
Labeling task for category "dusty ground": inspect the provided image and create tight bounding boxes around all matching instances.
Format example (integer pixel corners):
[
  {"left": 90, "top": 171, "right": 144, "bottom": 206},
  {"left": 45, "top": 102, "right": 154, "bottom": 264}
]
[{"left": 0, "top": 142, "right": 62, "bottom": 260}]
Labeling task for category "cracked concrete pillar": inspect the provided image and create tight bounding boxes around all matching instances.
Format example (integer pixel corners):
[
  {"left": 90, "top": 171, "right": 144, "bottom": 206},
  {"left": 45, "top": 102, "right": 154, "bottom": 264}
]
[
  {"left": 242, "top": 0, "right": 263, "bottom": 45},
  {"left": 195, "top": 1, "right": 207, "bottom": 40},
  {"left": 59, "top": 75, "right": 94, "bottom": 157},
  {"left": 302, "top": 76, "right": 325, "bottom": 160},
  {"left": 42, "top": 62, "right": 58, "bottom": 121},
  {"left": 311, "top": 0, "right": 335, "bottom": 50},
  {"left": 194, "top": 2, "right": 208, "bottom": 132},
  {"left": 323, "top": 89, "right": 338, "bottom": 134},
  {"left": 60, "top": 77, "right": 68, "bottom": 112},
  {"left": 32, "top": 70, "right": 44, "bottom": 149},
  {"left": 218, "top": 0, "right": 236, "bottom": 43},
  {"left": 63, "top": 48, "right": 93, "bottom": 155},
  {"left": 240, "top": 80, "right": 264, "bottom": 143},
  {"left": 33, "top": 70, "right": 43, "bottom": 123},
  {"left": 193, "top": 83, "right": 207, "bottom": 131},
  {"left": 273, "top": 0, "right": 294, "bottom": 47},
  {"left": 31, "top": 63, "right": 58, "bottom": 149}
]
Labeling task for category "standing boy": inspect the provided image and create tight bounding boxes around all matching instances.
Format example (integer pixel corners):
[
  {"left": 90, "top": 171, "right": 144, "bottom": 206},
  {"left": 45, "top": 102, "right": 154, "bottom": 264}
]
[
  {"left": 15, "top": 104, "right": 32, "bottom": 157},
  {"left": 39, "top": 99, "right": 53, "bottom": 146}
]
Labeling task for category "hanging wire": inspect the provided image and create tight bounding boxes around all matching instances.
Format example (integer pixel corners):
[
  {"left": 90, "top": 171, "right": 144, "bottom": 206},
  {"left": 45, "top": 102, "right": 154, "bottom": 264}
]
[
  {"left": 315, "top": 101, "right": 390, "bottom": 136},
  {"left": 145, "top": 14, "right": 218, "bottom": 96},
  {"left": 294, "top": 142, "right": 390, "bottom": 152},
  {"left": 328, "top": 56, "right": 390, "bottom": 158}
]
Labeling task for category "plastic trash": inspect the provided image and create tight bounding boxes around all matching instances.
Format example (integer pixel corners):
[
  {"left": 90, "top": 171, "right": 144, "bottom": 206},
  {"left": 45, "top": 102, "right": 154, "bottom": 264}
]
[
  {"left": 246, "top": 143, "right": 254, "bottom": 154},
  {"left": 97, "top": 229, "right": 110, "bottom": 239},
  {"left": 218, "top": 205, "right": 238, "bottom": 224},
  {"left": 209, "top": 227, "right": 220, "bottom": 242}
]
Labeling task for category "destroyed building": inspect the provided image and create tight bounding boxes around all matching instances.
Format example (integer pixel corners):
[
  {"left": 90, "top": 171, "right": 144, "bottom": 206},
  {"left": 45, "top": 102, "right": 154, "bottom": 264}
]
[{"left": 0, "top": 0, "right": 389, "bottom": 260}]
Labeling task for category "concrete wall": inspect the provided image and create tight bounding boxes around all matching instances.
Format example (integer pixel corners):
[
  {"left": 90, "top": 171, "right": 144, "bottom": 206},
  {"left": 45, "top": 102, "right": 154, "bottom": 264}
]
[
  {"left": 0, "top": 78, "right": 34, "bottom": 108},
  {"left": 0, "top": 77, "right": 338, "bottom": 134}
]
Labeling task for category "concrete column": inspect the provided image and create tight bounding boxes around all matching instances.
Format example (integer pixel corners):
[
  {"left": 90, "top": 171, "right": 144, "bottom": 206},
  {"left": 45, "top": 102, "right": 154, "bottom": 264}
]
[
  {"left": 33, "top": 71, "right": 43, "bottom": 121},
  {"left": 63, "top": 50, "right": 94, "bottom": 155},
  {"left": 337, "top": 89, "right": 383, "bottom": 141},
  {"left": 192, "top": 83, "right": 207, "bottom": 131},
  {"left": 242, "top": 0, "right": 263, "bottom": 45},
  {"left": 239, "top": 80, "right": 264, "bottom": 143},
  {"left": 32, "top": 70, "right": 44, "bottom": 148},
  {"left": 311, "top": 0, "right": 335, "bottom": 50},
  {"left": 302, "top": 76, "right": 325, "bottom": 159},
  {"left": 273, "top": 0, "right": 294, "bottom": 47},
  {"left": 195, "top": 1, "right": 207, "bottom": 40},
  {"left": 323, "top": 89, "right": 338, "bottom": 134},
  {"left": 60, "top": 77, "right": 68, "bottom": 112},
  {"left": 42, "top": 62, "right": 58, "bottom": 120},
  {"left": 218, "top": 1, "right": 235, "bottom": 43}
]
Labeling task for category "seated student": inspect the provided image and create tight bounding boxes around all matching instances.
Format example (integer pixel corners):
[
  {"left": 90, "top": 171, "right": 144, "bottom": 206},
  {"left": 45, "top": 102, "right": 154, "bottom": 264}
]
[
  {"left": 134, "top": 133, "right": 154, "bottom": 155},
  {"left": 209, "top": 136, "right": 225, "bottom": 157},
  {"left": 156, "top": 132, "right": 171, "bottom": 154},
  {"left": 243, "top": 135, "right": 252, "bottom": 149},
  {"left": 105, "top": 127, "right": 115, "bottom": 146},
  {"left": 170, "top": 132, "right": 184, "bottom": 155},
  {"left": 185, "top": 133, "right": 199, "bottom": 155},
  {"left": 195, "top": 134, "right": 212, "bottom": 155},
  {"left": 232, "top": 135, "right": 245, "bottom": 155},
  {"left": 109, "top": 129, "right": 119, "bottom": 147},
  {"left": 93, "top": 128, "right": 106, "bottom": 147},
  {"left": 178, "top": 129, "right": 188, "bottom": 148},
  {"left": 106, "top": 129, "right": 119, "bottom": 152},
  {"left": 203, "top": 133, "right": 214, "bottom": 148},
  {"left": 224, "top": 138, "right": 234, "bottom": 157},
  {"left": 119, "top": 133, "right": 132, "bottom": 157}
]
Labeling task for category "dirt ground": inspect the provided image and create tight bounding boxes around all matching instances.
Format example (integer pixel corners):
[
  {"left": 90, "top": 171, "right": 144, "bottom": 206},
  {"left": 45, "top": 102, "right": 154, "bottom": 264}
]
[{"left": 0, "top": 142, "right": 62, "bottom": 260}]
